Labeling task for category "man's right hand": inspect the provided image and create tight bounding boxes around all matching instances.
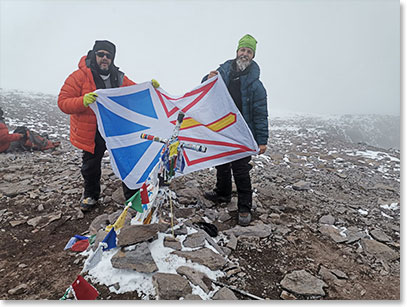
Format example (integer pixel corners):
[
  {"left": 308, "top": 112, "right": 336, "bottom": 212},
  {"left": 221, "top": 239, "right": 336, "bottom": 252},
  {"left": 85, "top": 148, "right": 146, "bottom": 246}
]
[
  {"left": 83, "top": 92, "right": 98, "bottom": 107},
  {"left": 208, "top": 70, "right": 218, "bottom": 79}
]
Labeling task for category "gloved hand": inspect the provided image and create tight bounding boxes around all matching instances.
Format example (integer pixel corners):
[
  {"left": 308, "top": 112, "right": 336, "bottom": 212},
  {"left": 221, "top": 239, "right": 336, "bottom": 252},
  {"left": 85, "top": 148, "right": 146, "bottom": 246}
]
[
  {"left": 83, "top": 92, "right": 98, "bottom": 107},
  {"left": 151, "top": 79, "right": 160, "bottom": 88}
]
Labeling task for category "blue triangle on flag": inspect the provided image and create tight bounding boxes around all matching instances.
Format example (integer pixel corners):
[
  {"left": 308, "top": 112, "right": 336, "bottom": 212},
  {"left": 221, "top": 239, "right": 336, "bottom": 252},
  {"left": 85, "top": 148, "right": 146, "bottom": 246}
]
[
  {"left": 111, "top": 141, "right": 153, "bottom": 179},
  {"left": 102, "top": 228, "right": 117, "bottom": 251},
  {"left": 108, "top": 89, "right": 158, "bottom": 119},
  {"left": 98, "top": 103, "right": 149, "bottom": 137}
]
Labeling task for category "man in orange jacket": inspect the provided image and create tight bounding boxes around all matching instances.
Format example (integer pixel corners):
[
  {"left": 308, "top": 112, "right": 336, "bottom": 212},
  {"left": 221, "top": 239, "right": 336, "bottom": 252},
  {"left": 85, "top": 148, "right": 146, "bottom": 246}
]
[
  {"left": 58, "top": 40, "right": 158, "bottom": 211},
  {"left": 0, "top": 107, "right": 23, "bottom": 153}
]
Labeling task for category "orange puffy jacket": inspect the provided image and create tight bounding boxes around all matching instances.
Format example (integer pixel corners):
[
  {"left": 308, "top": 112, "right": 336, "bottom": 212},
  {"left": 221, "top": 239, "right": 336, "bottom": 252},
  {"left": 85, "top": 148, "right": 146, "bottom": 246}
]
[
  {"left": 57, "top": 56, "right": 135, "bottom": 153},
  {"left": 0, "top": 120, "right": 22, "bottom": 153}
]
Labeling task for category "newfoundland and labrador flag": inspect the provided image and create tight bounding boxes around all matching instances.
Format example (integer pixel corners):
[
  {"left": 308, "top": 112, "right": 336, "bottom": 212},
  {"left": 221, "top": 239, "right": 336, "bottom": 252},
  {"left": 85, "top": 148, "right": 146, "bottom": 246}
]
[{"left": 90, "top": 75, "right": 259, "bottom": 189}]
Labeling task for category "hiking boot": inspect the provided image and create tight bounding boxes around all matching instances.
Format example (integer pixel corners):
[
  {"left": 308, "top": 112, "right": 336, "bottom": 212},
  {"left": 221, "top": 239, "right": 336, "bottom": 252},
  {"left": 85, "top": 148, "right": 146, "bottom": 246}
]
[
  {"left": 238, "top": 212, "right": 251, "bottom": 226},
  {"left": 203, "top": 190, "right": 231, "bottom": 203},
  {"left": 80, "top": 197, "right": 98, "bottom": 212}
]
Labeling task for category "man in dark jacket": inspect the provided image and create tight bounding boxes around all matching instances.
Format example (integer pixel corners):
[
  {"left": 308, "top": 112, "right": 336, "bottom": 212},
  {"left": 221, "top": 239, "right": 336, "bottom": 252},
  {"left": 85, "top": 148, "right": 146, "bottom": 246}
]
[{"left": 202, "top": 34, "right": 268, "bottom": 226}]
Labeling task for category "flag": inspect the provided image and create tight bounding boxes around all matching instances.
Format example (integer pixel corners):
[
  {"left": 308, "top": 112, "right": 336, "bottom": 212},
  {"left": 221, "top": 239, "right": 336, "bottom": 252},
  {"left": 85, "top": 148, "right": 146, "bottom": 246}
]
[
  {"left": 88, "top": 234, "right": 96, "bottom": 245},
  {"left": 101, "top": 227, "right": 117, "bottom": 251},
  {"left": 64, "top": 235, "right": 89, "bottom": 250},
  {"left": 125, "top": 190, "right": 143, "bottom": 213},
  {"left": 64, "top": 237, "right": 78, "bottom": 250},
  {"left": 74, "top": 235, "right": 89, "bottom": 240},
  {"left": 141, "top": 183, "right": 149, "bottom": 204},
  {"left": 71, "top": 275, "right": 99, "bottom": 300},
  {"left": 105, "top": 205, "right": 130, "bottom": 232},
  {"left": 90, "top": 75, "right": 259, "bottom": 189},
  {"left": 71, "top": 239, "right": 89, "bottom": 252},
  {"left": 82, "top": 243, "right": 106, "bottom": 272}
]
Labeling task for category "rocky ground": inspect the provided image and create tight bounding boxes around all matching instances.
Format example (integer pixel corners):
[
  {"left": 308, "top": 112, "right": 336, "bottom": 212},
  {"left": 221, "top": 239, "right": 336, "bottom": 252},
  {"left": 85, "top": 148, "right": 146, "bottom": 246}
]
[{"left": 0, "top": 90, "right": 400, "bottom": 300}]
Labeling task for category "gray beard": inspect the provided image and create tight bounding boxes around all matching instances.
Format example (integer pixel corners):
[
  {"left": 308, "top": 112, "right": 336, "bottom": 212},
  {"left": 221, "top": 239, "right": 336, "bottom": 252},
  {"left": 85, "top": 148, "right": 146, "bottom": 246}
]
[{"left": 236, "top": 56, "right": 251, "bottom": 71}]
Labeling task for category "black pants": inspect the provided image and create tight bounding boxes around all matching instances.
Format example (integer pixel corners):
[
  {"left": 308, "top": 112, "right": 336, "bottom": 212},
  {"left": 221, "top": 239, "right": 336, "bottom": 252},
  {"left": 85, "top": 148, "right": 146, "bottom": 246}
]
[
  {"left": 81, "top": 130, "right": 139, "bottom": 201},
  {"left": 214, "top": 156, "right": 252, "bottom": 213}
]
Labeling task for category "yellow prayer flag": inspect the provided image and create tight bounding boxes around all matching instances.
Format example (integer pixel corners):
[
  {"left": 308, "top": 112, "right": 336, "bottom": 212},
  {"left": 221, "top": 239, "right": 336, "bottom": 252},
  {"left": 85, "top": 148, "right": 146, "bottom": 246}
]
[
  {"left": 105, "top": 205, "right": 130, "bottom": 232},
  {"left": 169, "top": 141, "right": 179, "bottom": 157}
]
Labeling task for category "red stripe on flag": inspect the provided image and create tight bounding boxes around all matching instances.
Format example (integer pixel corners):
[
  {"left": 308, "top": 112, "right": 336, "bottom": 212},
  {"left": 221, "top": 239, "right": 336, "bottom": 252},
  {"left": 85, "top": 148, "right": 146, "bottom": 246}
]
[
  {"left": 157, "top": 78, "right": 217, "bottom": 114},
  {"left": 155, "top": 89, "right": 179, "bottom": 118},
  {"left": 178, "top": 136, "right": 255, "bottom": 152},
  {"left": 183, "top": 148, "right": 248, "bottom": 166}
]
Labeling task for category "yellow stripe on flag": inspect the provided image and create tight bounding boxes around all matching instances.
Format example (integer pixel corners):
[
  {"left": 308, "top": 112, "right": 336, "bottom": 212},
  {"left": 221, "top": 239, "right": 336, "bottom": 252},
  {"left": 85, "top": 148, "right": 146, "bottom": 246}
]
[
  {"left": 180, "top": 118, "right": 201, "bottom": 129},
  {"left": 207, "top": 113, "right": 236, "bottom": 132}
]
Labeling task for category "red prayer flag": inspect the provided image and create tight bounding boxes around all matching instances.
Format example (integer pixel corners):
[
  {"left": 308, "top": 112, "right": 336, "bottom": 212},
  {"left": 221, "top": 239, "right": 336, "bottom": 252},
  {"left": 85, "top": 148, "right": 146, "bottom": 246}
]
[
  {"left": 71, "top": 239, "right": 89, "bottom": 252},
  {"left": 71, "top": 275, "right": 99, "bottom": 300},
  {"left": 141, "top": 183, "right": 149, "bottom": 204}
]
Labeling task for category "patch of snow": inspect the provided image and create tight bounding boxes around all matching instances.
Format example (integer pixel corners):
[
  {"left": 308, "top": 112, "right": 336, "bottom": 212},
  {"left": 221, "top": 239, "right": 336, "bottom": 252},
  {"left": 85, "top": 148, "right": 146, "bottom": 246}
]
[
  {"left": 346, "top": 150, "right": 400, "bottom": 163},
  {"left": 380, "top": 203, "right": 399, "bottom": 211},
  {"left": 85, "top": 248, "right": 156, "bottom": 298},
  {"left": 381, "top": 212, "right": 394, "bottom": 219},
  {"left": 339, "top": 227, "right": 347, "bottom": 237},
  {"left": 84, "top": 228, "right": 223, "bottom": 300},
  {"left": 358, "top": 209, "right": 368, "bottom": 215}
]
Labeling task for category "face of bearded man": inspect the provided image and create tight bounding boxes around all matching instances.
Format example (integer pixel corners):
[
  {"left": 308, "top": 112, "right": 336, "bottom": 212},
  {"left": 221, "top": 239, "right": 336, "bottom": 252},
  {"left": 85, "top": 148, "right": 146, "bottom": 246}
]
[
  {"left": 236, "top": 47, "right": 254, "bottom": 71},
  {"left": 95, "top": 50, "right": 112, "bottom": 73}
]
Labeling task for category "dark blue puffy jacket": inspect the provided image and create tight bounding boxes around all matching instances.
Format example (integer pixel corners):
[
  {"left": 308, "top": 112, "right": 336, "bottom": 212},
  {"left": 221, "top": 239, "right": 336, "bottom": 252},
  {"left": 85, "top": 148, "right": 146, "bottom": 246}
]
[{"left": 203, "top": 59, "right": 269, "bottom": 145}]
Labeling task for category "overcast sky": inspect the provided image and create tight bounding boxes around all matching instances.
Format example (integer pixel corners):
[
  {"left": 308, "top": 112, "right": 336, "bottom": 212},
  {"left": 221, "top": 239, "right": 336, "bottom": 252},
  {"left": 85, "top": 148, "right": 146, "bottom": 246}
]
[{"left": 0, "top": 0, "right": 400, "bottom": 115}]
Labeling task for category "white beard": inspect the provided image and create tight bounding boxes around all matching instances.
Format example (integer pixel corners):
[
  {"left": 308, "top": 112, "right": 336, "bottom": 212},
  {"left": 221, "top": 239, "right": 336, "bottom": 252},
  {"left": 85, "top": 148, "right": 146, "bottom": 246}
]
[{"left": 236, "top": 55, "right": 251, "bottom": 71}]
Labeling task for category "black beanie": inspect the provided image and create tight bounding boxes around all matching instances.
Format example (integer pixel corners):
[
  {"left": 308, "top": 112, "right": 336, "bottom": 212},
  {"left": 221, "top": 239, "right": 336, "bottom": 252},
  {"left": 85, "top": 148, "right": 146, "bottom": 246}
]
[{"left": 93, "top": 40, "right": 116, "bottom": 59}]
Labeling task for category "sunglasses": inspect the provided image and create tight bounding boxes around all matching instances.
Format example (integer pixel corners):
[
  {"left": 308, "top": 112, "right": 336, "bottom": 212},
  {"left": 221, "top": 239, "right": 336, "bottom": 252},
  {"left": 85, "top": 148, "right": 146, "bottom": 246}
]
[{"left": 95, "top": 51, "right": 112, "bottom": 59}]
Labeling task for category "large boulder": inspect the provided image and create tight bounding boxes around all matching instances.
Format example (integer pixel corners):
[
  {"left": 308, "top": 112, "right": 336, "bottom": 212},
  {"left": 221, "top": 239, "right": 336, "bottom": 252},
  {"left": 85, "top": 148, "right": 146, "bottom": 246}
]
[
  {"left": 111, "top": 243, "right": 158, "bottom": 273},
  {"left": 152, "top": 273, "right": 192, "bottom": 300},
  {"left": 117, "top": 224, "right": 169, "bottom": 246}
]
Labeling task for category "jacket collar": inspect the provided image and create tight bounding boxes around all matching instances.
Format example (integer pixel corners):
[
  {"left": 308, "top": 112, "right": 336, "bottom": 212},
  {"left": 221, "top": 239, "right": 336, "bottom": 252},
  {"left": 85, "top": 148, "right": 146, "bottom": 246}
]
[{"left": 220, "top": 59, "right": 260, "bottom": 85}]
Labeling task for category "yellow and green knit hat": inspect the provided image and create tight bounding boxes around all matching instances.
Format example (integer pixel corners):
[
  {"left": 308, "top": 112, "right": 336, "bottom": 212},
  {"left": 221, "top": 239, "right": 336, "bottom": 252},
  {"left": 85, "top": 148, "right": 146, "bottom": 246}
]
[{"left": 237, "top": 34, "right": 257, "bottom": 55}]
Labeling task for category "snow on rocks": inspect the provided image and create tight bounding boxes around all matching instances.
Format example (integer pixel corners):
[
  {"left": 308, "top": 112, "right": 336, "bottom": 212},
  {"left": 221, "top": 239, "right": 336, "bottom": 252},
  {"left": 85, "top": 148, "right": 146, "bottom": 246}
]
[
  {"left": 172, "top": 248, "right": 227, "bottom": 271},
  {"left": 111, "top": 243, "right": 158, "bottom": 273}
]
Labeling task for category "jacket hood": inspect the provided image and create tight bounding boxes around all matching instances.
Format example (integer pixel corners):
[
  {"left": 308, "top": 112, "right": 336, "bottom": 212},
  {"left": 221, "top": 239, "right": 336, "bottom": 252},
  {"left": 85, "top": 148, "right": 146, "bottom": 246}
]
[{"left": 78, "top": 52, "right": 119, "bottom": 74}]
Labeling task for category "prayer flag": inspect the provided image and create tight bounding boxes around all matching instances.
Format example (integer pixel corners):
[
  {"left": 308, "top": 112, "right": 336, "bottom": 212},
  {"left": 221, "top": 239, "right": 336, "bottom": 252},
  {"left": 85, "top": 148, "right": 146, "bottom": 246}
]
[
  {"left": 71, "top": 239, "right": 89, "bottom": 252},
  {"left": 105, "top": 205, "right": 130, "bottom": 232},
  {"left": 64, "top": 237, "right": 78, "bottom": 250},
  {"left": 74, "top": 235, "right": 89, "bottom": 241},
  {"left": 71, "top": 275, "right": 99, "bottom": 300},
  {"left": 141, "top": 183, "right": 149, "bottom": 204},
  {"left": 125, "top": 190, "right": 143, "bottom": 213},
  {"left": 64, "top": 235, "right": 89, "bottom": 250},
  {"left": 102, "top": 227, "right": 117, "bottom": 251},
  {"left": 82, "top": 243, "right": 106, "bottom": 272}
]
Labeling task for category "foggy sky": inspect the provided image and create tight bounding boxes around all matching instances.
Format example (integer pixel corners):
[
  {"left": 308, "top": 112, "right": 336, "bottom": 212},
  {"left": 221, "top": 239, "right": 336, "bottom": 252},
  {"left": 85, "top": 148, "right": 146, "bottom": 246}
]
[{"left": 0, "top": 0, "right": 400, "bottom": 116}]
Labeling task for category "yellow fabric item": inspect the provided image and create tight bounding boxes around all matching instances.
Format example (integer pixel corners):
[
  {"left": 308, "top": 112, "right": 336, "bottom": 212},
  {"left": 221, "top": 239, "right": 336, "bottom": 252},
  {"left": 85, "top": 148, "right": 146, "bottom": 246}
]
[
  {"left": 151, "top": 79, "right": 160, "bottom": 88},
  {"left": 83, "top": 92, "right": 98, "bottom": 107},
  {"left": 105, "top": 205, "right": 130, "bottom": 232},
  {"left": 169, "top": 141, "right": 179, "bottom": 157}
]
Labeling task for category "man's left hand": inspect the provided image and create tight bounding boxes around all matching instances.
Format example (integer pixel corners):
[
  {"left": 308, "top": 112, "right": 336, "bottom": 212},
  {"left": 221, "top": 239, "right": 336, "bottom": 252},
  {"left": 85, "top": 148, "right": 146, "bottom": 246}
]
[{"left": 258, "top": 145, "right": 267, "bottom": 155}]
